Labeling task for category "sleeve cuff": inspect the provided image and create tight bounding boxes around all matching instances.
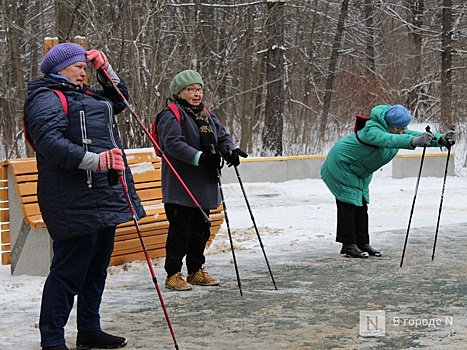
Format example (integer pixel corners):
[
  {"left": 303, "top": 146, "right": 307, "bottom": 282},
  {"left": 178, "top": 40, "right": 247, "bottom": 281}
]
[
  {"left": 192, "top": 151, "right": 202, "bottom": 166},
  {"left": 97, "top": 64, "right": 120, "bottom": 85},
  {"left": 78, "top": 151, "right": 99, "bottom": 171}
]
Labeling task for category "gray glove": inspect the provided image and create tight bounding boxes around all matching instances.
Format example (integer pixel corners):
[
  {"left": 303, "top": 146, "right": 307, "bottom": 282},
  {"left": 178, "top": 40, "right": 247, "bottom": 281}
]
[
  {"left": 439, "top": 130, "right": 456, "bottom": 147},
  {"left": 411, "top": 132, "right": 434, "bottom": 147}
]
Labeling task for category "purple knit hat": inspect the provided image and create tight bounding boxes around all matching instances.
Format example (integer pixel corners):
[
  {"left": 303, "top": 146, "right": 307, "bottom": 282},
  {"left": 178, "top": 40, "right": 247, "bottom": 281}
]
[{"left": 40, "top": 43, "right": 87, "bottom": 74}]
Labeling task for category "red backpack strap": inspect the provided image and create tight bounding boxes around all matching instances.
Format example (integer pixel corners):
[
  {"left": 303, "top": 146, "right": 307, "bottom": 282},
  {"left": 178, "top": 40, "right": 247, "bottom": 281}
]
[
  {"left": 51, "top": 89, "right": 68, "bottom": 115},
  {"left": 23, "top": 119, "right": 35, "bottom": 150},
  {"left": 203, "top": 106, "right": 211, "bottom": 116},
  {"left": 24, "top": 89, "right": 68, "bottom": 151},
  {"left": 167, "top": 103, "right": 181, "bottom": 124}
]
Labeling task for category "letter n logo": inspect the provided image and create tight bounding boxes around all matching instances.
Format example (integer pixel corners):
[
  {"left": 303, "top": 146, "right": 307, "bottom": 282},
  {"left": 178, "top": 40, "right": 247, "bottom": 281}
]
[{"left": 360, "top": 310, "right": 385, "bottom": 337}]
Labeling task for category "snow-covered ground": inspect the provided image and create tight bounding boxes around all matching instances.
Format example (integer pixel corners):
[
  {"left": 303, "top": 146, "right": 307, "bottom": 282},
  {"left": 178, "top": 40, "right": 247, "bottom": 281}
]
[{"left": 1, "top": 158, "right": 466, "bottom": 349}]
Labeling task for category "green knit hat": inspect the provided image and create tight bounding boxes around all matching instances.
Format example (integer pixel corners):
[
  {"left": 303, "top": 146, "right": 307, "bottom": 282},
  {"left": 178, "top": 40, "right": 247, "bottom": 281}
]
[{"left": 170, "top": 70, "right": 204, "bottom": 95}]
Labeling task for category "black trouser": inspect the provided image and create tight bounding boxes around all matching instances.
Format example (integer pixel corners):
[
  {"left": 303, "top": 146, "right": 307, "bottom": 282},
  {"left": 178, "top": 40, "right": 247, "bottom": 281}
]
[
  {"left": 164, "top": 203, "right": 211, "bottom": 277},
  {"left": 335, "top": 199, "right": 369, "bottom": 245},
  {"left": 40, "top": 227, "right": 116, "bottom": 348}
]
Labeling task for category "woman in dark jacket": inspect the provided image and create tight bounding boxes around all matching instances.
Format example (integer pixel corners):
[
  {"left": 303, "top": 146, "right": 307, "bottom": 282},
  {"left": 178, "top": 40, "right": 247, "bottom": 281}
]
[
  {"left": 157, "top": 70, "right": 246, "bottom": 291},
  {"left": 23, "top": 43, "right": 145, "bottom": 350},
  {"left": 321, "top": 104, "right": 455, "bottom": 259}
]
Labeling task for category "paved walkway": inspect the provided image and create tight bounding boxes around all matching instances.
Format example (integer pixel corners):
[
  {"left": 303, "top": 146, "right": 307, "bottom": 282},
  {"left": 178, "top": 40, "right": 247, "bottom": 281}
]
[
  {"left": 96, "top": 223, "right": 467, "bottom": 350},
  {"left": 5, "top": 223, "right": 464, "bottom": 349}
]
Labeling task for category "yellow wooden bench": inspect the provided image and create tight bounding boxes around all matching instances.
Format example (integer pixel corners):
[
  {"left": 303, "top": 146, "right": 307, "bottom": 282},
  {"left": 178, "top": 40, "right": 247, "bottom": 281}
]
[{"left": 0, "top": 149, "right": 224, "bottom": 275}]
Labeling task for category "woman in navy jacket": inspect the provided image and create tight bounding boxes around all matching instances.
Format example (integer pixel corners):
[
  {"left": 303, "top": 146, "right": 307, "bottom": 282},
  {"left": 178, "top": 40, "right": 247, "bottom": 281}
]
[
  {"left": 23, "top": 43, "right": 145, "bottom": 350},
  {"left": 157, "top": 70, "right": 246, "bottom": 291}
]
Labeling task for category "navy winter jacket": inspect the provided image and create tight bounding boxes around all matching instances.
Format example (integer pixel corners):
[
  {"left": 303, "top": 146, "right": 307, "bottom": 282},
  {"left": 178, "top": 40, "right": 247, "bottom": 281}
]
[
  {"left": 23, "top": 75, "right": 145, "bottom": 241},
  {"left": 157, "top": 104, "right": 235, "bottom": 210}
]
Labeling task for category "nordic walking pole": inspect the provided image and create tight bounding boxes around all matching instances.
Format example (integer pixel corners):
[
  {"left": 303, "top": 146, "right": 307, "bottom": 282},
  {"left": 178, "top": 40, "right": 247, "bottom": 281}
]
[
  {"left": 217, "top": 168, "right": 243, "bottom": 296},
  {"left": 212, "top": 148, "right": 243, "bottom": 296},
  {"left": 100, "top": 68, "right": 209, "bottom": 223},
  {"left": 233, "top": 166, "right": 277, "bottom": 290},
  {"left": 117, "top": 172, "right": 180, "bottom": 349},
  {"left": 400, "top": 126, "right": 431, "bottom": 268},
  {"left": 432, "top": 130, "right": 454, "bottom": 261}
]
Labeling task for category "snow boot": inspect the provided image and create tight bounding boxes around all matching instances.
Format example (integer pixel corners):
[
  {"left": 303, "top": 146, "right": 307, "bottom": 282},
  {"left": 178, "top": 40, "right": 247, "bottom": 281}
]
[
  {"left": 358, "top": 244, "right": 382, "bottom": 257},
  {"left": 76, "top": 330, "right": 127, "bottom": 349},
  {"left": 43, "top": 345, "right": 69, "bottom": 350},
  {"left": 340, "top": 244, "right": 369, "bottom": 258}
]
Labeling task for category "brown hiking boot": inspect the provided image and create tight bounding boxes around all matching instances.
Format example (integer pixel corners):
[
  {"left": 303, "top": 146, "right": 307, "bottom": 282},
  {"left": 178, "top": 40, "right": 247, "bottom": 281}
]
[
  {"left": 187, "top": 268, "right": 220, "bottom": 286},
  {"left": 165, "top": 272, "right": 192, "bottom": 291}
]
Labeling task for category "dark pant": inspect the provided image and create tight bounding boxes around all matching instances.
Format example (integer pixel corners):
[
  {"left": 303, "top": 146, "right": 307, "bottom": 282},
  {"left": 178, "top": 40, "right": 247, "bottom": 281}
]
[
  {"left": 39, "top": 227, "right": 116, "bottom": 348},
  {"left": 164, "top": 203, "right": 211, "bottom": 277},
  {"left": 335, "top": 199, "right": 369, "bottom": 245}
]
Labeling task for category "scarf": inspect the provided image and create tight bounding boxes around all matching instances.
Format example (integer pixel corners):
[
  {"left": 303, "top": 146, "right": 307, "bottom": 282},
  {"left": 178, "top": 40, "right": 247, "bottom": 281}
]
[{"left": 175, "top": 97, "right": 217, "bottom": 154}]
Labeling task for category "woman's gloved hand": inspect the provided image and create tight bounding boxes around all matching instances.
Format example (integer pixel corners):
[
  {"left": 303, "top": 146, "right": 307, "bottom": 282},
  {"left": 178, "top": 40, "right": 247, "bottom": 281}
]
[
  {"left": 97, "top": 148, "right": 125, "bottom": 171},
  {"left": 86, "top": 49, "right": 109, "bottom": 70},
  {"left": 439, "top": 130, "right": 456, "bottom": 147},
  {"left": 224, "top": 148, "right": 248, "bottom": 167},
  {"left": 411, "top": 132, "right": 434, "bottom": 147},
  {"left": 199, "top": 153, "right": 222, "bottom": 169}
]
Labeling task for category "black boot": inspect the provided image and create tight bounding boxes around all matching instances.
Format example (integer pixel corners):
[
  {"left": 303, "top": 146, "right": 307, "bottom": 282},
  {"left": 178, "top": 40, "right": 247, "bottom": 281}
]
[
  {"left": 76, "top": 330, "right": 127, "bottom": 349},
  {"left": 358, "top": 244, "right": 382, "bottom": 257},
  {"left": 340, "top": 244, "right": 369, "bottom": 258},
  {"left": 43, "top": 345, "right": 69, "bottom": 350}
]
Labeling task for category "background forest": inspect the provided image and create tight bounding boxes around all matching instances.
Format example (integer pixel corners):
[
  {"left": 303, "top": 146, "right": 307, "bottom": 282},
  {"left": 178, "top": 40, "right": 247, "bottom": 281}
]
[{"left": 1, "top": 0, "right": 466, "bottom": 164}]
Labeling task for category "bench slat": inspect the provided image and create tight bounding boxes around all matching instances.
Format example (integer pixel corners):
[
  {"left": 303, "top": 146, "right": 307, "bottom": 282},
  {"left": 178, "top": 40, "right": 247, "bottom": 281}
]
[
  {"left": 7, "top": 159, "right": 38, "bottom": 176},
  {"left": 16, "top": 182, "right": 37, "bottom": 198},
  {"left": 137, "top": 188, "right": 163, "bottom": 202},
  {"left": 1, "top": 231, "right": 10, "bottom": 244},
  {"left": 12, "top": 174, "right": 38, "bottom": 183},
  {"left": 1, "top": 252, "right": 10, "bottom": 265}
]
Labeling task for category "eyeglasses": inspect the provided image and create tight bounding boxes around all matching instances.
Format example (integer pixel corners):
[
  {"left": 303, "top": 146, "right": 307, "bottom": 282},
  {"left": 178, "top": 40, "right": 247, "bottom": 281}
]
[{"left": 184, "top": 86, "right": 204, "bottom": 94}]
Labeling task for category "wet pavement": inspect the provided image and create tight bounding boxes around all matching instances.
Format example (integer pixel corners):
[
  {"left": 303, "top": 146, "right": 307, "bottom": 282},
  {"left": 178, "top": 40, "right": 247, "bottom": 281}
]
[{"left": 93, "top": 222, "right": 467, "bottom": 350}]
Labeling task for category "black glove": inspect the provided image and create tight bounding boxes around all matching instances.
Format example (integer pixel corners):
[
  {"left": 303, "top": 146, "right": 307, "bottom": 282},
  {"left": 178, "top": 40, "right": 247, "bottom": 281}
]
[
  {"left": 439, "top": 130, "right": 456, "bottom": 147},
  {"left": 107, "top": 169, "right": 119, "bottom": 186},
  {"left": 224, "top": 148, "right": 248, "bottom": 167},
  {"left": 411, "top": 132, "right": 434, "bottom": 147},
  {"left": 199, "top": 153, "right": 221, "bottom": 169}
]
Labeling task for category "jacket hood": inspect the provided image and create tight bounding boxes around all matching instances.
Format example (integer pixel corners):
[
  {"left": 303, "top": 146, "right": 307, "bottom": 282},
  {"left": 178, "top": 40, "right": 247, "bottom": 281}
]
[
  {"left": 27, "top": 75, "right": 83, "bottom": 96},
  {"left": 370, "top": 104, "right": 391, "bottom": 128}
]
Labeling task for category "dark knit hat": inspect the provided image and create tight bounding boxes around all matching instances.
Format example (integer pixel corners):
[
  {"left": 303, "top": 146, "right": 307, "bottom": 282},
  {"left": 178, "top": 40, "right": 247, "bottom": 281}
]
[
  {"left": 384, "top": 104, "right": 412, "bottom": 128},
  {"left": 40, "top": 43, "right": 87, "bottom": 74},
  {"left": 170, "top": 70, "right": 204, "bottom": 95}
]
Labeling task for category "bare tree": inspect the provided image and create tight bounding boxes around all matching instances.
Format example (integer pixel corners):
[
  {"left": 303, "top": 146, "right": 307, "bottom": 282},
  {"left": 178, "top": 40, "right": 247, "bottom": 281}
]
[
  {"left": 1, "top": 0, "right": 466, "bottom": 163},
  {"left": 317, "top": 0, "right": 349, "bottom": 150},
  {"left": 261, "top": 0, "right": 285, "bottom": 156},
  {"left": 440, "top": 0, "right": 453, "bottom": 130}
]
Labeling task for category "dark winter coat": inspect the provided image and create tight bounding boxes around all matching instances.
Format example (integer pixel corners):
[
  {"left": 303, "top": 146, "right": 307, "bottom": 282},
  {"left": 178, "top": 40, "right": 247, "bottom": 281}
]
[
  {"left": 157, "top": 104, "right": 235, "bottom": 210},
  {"left": 23, "top": 75, "right": 145, "bottom": 241},
  {"left": 320, "top": 104, "right": 444, "bottom": 206}
]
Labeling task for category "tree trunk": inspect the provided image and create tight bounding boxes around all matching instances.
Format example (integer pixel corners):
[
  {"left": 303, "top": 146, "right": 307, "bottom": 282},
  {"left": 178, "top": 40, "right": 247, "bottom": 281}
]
[
  {"left": 55, "top": 0, "right": 76, "bottom": 41},
  {"left": 261, "top": 1, "right": 285, "bottom": 156},
  {"left": 364, "top": 0, "right": 376, "bottom": 74},
  {"left": 405, "top": 0, "right": 425, "bottom": 118},
  {"left": 440, "top": 0, "right": 453, "bottom": 130},
  {"left": 317, "top": 0, "right": 349, "bottom": 150}
]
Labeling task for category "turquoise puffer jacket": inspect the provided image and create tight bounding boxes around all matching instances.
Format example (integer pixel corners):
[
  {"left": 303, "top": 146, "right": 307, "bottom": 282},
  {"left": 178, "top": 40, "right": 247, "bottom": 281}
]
[{"left": 320, "top": 105, "right": 444, "bottom": 206}]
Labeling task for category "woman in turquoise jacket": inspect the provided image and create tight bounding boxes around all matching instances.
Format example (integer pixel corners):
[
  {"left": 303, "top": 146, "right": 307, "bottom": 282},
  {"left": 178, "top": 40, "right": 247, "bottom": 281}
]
[{"left": 321, "top": 104, "right": 456, "bottom": 258}]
